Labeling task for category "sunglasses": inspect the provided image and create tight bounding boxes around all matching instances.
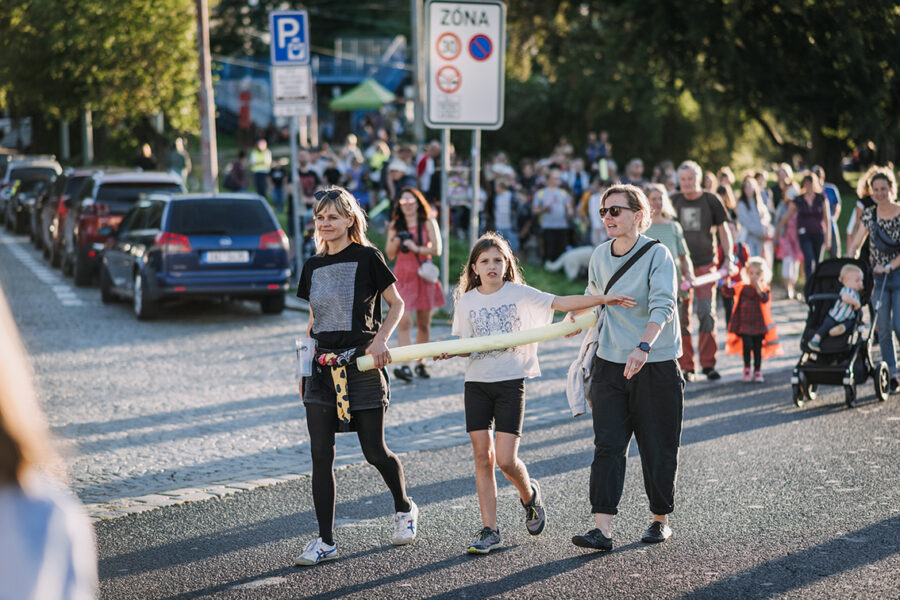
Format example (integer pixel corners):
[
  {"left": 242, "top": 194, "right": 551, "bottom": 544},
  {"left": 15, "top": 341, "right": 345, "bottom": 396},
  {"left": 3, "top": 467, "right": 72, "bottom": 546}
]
[
  {"left": 598, "top": 205, "right": 637, "bottom": 218},
  {"left": 398, "top": 197, "right": 418, "bottom": 205},
  {"left": 314, "top": 189, "right": 342, "bottom": 201}
]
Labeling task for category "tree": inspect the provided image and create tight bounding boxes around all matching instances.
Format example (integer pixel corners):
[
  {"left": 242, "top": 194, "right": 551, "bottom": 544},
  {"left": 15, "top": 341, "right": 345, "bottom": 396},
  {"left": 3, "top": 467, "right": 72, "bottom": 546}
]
[
  {"left": 497, "top": 1, "right": 900, "bottom": 178},
  {"left": 0, "top": 0, "right": 199, "bottom": 141}
]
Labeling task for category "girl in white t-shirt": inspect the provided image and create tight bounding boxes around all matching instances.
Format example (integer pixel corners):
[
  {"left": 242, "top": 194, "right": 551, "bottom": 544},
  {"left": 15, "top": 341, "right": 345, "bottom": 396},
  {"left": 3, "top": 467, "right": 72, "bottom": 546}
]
[{"left": 438, "top": 232, "right": 635, "bottom": 554}]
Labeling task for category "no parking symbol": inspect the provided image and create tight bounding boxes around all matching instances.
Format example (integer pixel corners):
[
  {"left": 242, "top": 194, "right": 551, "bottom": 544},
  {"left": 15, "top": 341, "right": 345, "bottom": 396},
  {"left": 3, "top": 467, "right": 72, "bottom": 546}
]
[{"left": 468, "top": 34, "right": 492, "bottom": 61}]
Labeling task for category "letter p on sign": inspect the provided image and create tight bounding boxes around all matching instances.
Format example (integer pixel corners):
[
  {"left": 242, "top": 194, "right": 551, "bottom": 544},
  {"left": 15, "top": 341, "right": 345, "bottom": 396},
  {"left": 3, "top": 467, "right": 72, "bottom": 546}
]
[{"left": 269, "top": 11, "right": 310, "bottom": 65}]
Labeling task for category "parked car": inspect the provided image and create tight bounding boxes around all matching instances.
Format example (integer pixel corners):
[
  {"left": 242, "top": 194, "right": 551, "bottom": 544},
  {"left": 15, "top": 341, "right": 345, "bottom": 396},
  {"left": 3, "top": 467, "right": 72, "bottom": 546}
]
[
  {"left": 19, "top": 175, "right": 58, "bottom": 242},
  {"left": 41, "top": 168, "right": 101, "bottom": 267},
  {"left": 100, "top": 193, "right": 291, "bottom": 319},
  {"left": 62, "top": 170, "right": 184, "bottom": 286},
  {"left": 1, "top": 158, "right": 62, "bottom": 231}
]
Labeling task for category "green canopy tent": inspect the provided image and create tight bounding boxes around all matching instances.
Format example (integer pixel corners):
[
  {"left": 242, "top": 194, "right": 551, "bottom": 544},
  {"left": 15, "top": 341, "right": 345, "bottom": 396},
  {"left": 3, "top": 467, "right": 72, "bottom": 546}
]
[{"left": 329, "top": 78, "right": 396, "bottom": 111}]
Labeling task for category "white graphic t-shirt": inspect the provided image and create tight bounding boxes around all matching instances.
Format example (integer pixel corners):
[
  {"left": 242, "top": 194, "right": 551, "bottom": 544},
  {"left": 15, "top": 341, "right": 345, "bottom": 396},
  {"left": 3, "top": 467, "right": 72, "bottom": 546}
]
[{"left": 452, "top": 282, "right": 555, "bottom": 382}]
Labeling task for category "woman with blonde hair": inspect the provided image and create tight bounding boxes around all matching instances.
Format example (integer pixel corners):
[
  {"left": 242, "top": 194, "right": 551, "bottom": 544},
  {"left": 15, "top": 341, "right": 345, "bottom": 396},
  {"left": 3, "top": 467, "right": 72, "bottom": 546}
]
[
  {"left": 737, "top": 174, "right": 773, "bottom": 263},
  {"left": 645, "top": 183, "right": 694, "bottom": 287},
  {"left": 295, "top": 186, "right": 419, "bottom": 566},
  {"left": 0, "top": 289, "right": 97, "bottom": 599}
]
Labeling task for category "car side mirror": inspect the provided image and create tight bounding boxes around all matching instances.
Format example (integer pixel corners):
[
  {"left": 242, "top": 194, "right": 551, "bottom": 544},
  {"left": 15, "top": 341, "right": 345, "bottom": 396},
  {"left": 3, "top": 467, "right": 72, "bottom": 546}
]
[{"left": 98, "top": 225, "right": 116, "bottom": 237}]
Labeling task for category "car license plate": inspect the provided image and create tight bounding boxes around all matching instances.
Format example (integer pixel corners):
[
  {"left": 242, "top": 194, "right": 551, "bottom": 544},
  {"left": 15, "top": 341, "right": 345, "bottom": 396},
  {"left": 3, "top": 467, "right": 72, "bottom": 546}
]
[{"left": 204, "top": 250, "right": 250, "bottom": 264}]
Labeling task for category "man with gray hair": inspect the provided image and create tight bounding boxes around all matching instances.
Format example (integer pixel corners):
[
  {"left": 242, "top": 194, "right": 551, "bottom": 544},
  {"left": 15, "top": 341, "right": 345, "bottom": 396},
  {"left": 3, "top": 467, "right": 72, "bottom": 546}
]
[
  {"left": 622, "top": 158, "right": 647, "bottom": 187},
  {"left": 671, "top": 160, "right": 734, "bottom": 381}
]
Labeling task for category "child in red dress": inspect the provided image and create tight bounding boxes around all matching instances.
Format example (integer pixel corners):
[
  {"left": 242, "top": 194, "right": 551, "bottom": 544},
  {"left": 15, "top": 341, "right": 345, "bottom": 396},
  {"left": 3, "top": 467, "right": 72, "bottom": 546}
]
[{"left": 722, "top": 257, "right": 783, "bottom": 382}]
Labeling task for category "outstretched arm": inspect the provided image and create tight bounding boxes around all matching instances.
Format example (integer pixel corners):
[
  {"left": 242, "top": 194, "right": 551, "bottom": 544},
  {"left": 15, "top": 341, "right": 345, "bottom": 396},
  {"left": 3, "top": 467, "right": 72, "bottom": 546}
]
[{"left": 551, "top": 293, "right": 636, "bottom": 312}]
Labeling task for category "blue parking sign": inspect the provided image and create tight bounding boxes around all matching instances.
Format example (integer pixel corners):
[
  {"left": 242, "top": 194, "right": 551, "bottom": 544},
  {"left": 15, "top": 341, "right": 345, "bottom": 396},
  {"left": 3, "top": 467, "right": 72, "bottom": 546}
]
[{"left": 269, "top": 11, "right": 310, "bottom": 65}]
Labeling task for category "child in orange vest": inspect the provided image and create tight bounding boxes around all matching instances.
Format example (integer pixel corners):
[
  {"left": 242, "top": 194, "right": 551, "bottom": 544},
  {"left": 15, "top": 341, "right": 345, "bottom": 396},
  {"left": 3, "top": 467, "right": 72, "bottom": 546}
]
[{"left": 722, "top": 257, "right": 783, "bottom": 382}]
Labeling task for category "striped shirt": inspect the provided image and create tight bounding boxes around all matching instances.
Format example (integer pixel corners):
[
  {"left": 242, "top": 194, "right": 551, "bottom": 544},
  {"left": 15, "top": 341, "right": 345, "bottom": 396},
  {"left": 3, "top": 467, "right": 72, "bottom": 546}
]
[{"left": 829, "top": 286, "right": 859, "bottom": 322}]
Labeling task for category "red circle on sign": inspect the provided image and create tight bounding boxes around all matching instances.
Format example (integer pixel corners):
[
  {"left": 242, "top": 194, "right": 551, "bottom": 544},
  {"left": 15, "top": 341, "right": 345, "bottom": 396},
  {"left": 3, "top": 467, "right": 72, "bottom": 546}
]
[
  {"left": 436, "top": 65, "right": 461, "bottom": 94},
  {"left": 436, "top": 32, "right": 461, "bottom": 61},
  {"left": 468, "top": 34, "right": 493, "bottom": 61}
]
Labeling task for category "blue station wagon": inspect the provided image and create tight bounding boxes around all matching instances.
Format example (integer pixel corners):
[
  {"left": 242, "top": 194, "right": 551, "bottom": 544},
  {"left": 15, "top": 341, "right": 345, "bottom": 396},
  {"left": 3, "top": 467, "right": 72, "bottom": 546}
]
[{"left": 99, "top": 193, "right": 291, "bottom": 319}]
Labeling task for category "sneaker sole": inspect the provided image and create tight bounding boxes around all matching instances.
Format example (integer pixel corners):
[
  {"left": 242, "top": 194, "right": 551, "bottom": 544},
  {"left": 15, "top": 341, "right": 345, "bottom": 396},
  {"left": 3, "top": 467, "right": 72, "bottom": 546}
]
[
  {"left": 466, "top": 543, "right": 500, "bottom": 555},
  {"left": 391, "top": 536, "right": 416, "bottom": 546},
  {"left": 294, "top": 553, "right": 338, "bottom": 566}
]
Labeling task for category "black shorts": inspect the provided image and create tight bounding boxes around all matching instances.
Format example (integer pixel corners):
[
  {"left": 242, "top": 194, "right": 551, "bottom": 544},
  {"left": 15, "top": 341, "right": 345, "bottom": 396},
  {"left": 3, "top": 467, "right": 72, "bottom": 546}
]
[
  {"left": 303, "top": 364, "right": 388, "bottom": 412},
  {"left": 464, "top": 379, "right": 526, "bottom": 436}
]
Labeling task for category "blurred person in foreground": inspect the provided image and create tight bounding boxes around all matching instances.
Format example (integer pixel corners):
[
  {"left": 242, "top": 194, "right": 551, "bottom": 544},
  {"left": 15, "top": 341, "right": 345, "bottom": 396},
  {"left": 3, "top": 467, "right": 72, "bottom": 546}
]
[{"left": 0, "top": 289, "right": 97, "bottom": 599}]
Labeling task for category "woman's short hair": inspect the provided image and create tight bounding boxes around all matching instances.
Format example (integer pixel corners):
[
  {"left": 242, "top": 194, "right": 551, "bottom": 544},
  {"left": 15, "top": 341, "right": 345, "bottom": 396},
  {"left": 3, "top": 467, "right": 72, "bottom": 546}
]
[{"left": 601, "top": 184, "right": 652, "bottom": 232}]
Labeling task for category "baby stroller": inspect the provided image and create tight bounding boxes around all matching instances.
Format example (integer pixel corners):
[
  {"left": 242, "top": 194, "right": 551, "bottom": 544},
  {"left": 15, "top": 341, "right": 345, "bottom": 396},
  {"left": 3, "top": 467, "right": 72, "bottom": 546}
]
[{"left": 791, "top": 257, "right": 891, "bottom": 408}]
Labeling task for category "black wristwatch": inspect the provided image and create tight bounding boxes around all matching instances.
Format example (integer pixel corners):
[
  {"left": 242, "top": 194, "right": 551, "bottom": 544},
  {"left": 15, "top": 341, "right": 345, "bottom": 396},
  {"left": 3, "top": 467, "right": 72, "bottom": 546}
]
[{"left": 637, "top": 341, "right": 651, "bottom": 353}]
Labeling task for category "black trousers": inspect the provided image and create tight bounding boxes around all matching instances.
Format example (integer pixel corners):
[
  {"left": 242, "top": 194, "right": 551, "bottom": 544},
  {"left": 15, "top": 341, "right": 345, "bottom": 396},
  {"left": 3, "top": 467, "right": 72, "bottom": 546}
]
[
  {"left": 589, "top": 357, "right": 684, "bottom": 516},
  {"left": 741, "top": 334, "right": 764, "bottom": 370},
  {"left": 306, "top": 405, "right": 410, "bottom": 544}
]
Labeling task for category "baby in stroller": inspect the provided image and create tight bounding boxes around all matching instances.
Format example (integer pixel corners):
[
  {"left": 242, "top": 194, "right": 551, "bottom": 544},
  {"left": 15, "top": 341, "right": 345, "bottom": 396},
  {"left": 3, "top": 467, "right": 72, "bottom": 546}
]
[{"left": 807, "top": 264, "right": 865, "bottom": 352}]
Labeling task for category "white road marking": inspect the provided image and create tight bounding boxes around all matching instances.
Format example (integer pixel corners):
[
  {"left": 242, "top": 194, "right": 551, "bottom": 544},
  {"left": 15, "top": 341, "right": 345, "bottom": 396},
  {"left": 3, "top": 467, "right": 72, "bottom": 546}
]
[{"left": 0, "top": 232, "right": 85, "bottom": 306}]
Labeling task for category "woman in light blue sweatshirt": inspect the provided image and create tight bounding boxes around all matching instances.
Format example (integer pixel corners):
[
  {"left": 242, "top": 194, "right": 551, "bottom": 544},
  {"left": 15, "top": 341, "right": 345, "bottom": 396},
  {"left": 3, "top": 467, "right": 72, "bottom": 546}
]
[{"left": 570, "top": 184, "right": 685, "bottom": 553}]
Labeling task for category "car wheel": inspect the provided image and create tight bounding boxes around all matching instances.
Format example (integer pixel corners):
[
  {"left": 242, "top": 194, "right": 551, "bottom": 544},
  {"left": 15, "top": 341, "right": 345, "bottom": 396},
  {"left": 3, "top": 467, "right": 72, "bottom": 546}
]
[
  {"left": 73, "top": 251, "right": 92, "bottom": 287},
  {"left": 260, "top": 293, "right": 285, "bottom": 315},
  {"left": 49, "top": 243, "right": 61, "bottom": 267},
  {"left": 61, "top": 251, "right": 73, "bottom": 276},
  {"left": 133, "top": 271, "right": 158, "bottom": 320},
  {"left": 100, "top": 267, "right": 116, "bottom": 304}
]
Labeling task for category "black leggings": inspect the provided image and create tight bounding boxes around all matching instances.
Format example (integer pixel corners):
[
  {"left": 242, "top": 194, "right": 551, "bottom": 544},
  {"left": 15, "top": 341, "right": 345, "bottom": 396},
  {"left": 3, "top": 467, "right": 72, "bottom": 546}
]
[
  {"left": 741, "top": 334, "right": 763, "bottom": 370},
  {"left": 306, "top": 405, "right": 411, "bottom": 545}
]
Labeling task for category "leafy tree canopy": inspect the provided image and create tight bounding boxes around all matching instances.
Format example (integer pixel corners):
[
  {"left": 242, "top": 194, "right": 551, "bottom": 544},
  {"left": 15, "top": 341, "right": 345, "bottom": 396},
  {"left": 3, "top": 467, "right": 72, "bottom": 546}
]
[{"left": 0, "top": 0, "right": 198, "bottom": 132}]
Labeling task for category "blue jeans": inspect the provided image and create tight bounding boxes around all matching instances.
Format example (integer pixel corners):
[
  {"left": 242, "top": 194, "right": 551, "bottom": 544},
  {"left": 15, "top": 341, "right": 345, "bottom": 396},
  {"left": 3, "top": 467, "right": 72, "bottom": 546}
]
[
  {"left": 271, "top": 186, "right": 284, "bottom": 214},
  {"left": 798, "top": 230, "right": 824, "bottom": 278},
  {"left": 874, "top": 271, "right": 900, "bottom": 376}
]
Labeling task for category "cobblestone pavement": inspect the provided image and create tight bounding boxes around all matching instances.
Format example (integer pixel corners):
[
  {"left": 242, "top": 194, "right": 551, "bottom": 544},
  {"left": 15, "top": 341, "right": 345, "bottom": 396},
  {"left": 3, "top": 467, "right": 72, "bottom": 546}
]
[{"left": 1, "top": 230, "right": 815, "bottom": 521}]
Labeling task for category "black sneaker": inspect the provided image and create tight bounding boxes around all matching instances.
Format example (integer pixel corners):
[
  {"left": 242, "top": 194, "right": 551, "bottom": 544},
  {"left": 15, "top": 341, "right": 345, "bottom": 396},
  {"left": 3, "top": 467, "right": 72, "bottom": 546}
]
[
  {"left": 640, "top": 521, "right": 672, "bottom": 543},
  {"left": 414, "top": 363, "right": 431, "bottom": 379},
  {"left": 572, "top": 528, "right": 612, "bottom": 552},
  {"left": 393, "top": 365, "right": 413, "bottom": 382},
  {"left": 702, "top": 367, "right": 721, "bottom": 381},
  {"left": 521, "top": 479, "right": 546, "bottom": 535},
  {"left": 890, "top": 378, "right": 900, "bottom": 394},
  {"left": 682, "top": 369, "right": 696, "bottom": 382}
]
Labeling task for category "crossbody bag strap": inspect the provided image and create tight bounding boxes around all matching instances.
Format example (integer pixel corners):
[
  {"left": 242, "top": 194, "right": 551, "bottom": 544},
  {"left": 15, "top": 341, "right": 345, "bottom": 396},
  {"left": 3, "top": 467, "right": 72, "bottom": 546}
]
[{"left": 604, "top": 239, "right": 659, "bottom": 295}]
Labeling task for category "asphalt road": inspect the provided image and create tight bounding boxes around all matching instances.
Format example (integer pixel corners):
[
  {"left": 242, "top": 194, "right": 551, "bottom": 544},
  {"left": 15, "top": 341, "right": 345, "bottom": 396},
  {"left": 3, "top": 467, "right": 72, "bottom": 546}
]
[
  {"left": 93, "top": 370, "right": 898, "bottom": 599},
  {"left": 1, "top": 229, "right": 898, "bottom": 599}
]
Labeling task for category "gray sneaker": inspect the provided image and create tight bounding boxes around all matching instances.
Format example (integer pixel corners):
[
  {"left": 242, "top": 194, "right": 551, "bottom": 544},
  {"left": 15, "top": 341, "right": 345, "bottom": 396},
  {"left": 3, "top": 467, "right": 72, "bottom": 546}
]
[
  {"left": 522, "top": 479, "right": 546, "bottom": 535},
  {"left": 466, "top": 527, "right": 501, "bottom": 554}
]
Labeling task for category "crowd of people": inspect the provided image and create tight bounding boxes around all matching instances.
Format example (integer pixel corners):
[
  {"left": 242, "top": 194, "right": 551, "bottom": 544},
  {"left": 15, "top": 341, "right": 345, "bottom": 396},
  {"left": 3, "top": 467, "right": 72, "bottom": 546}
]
[{"left": 236, "top": 125, "right": 900, "bottom": 388}]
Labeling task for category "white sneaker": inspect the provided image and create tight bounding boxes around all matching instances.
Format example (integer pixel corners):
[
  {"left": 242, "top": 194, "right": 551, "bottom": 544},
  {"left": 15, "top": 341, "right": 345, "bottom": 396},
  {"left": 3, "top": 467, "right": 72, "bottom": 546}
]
[
  {"left": 391, "top": 499, "right": 419, "bottom": 545},
  {"left": 293, "top": 537, "right": 338, "bottom": 566}
]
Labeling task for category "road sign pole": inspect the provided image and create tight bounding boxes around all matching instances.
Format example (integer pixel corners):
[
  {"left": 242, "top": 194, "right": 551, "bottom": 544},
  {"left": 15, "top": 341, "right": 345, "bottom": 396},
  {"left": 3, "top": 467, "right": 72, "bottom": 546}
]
[
  {"left": 470, "top": 129, "right": 481, "bottom": 248},
  {"left": 290, "top": 116, "right": 303, "bottom": 283},
  {"left": 441, "top": 128, "right": 451, "bottom": 294}
]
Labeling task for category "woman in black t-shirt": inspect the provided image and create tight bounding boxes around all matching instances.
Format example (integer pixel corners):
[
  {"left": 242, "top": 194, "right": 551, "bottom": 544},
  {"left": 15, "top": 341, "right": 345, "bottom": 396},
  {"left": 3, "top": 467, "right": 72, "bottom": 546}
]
[{"left": 293, "top": 187, "right": 419, "bottom": 567}]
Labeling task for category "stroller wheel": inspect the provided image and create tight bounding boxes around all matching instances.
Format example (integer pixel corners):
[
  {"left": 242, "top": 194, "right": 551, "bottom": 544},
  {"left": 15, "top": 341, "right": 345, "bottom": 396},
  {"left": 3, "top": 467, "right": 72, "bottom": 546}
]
[
  {"left": 792, "top": 384, "right": 805, "bottom": 408},
  {"left": 874, "top": 362, "right": 890, "bottom": 402},
  {"left": 844, "top": 385, "right": 857, "bottom": 409},
  {"left": 807, "top": 383, "right": 818, "bottom": 401}
]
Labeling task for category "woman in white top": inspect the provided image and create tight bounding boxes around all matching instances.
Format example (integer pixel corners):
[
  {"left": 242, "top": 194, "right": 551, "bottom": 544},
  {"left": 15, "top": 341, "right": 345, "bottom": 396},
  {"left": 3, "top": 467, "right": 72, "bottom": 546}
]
[{"left": 0, "top": 290, "right": 97, "bottom": 600}]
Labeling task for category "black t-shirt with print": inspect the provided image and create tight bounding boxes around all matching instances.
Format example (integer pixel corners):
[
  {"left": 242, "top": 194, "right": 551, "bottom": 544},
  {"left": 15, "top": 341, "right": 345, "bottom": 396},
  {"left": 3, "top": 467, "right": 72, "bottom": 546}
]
[
  {"left": 297, "top": 243, "right": 397, "bottom": 350},
  {"left": 671, "top": 191, "right": 730, "bottom": 266}
]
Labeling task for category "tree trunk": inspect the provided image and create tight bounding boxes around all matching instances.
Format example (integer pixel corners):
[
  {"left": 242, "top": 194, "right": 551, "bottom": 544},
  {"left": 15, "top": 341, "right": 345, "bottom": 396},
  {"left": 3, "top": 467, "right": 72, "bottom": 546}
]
[{"left": 811, "top": 126, "right": 848, "bottom": 194}]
